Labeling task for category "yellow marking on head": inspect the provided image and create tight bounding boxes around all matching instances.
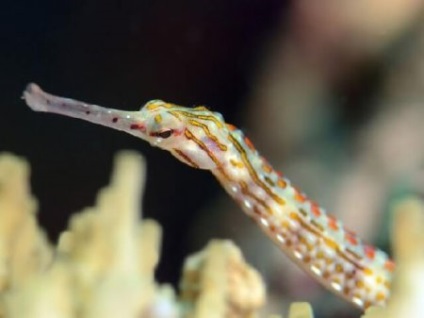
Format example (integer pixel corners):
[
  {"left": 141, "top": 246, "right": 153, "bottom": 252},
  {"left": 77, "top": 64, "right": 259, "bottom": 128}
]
[
  {"left": 193, "top": 106, "right": 208, "bottom": 111},
  {"left": 178, "top": 110, "right": 224, "bottom": 128},
  {"left": 145, "top": 100, "right": 172, "bottom": 110},
  {"left": 188, "top": 119, "right": 228, "bottom": 151},
  {"left": 167, "top": 110, "right": 182, "bottom": 122},
  {"left": 154, "top": 114, "right": 163, "bottom": 124},
  {"left": 230, "top": 159, "right": 244, "bottom": 168},
  {"left": 184, "top": 129, "right": 220, "bottom": 167}
]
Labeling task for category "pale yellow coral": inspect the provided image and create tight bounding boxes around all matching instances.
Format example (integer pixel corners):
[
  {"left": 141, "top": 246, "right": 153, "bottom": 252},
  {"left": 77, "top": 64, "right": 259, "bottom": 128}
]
[
  {"left": 0, "top": 152, "right": 178, "bottom": 318},
  {"left": 362, "top": 197, "right": 424, "bottom": 318},
  {"left": 56, "top": 151, "right": 163, "bottom": 318},
  {"left": 287, "top": 302, "right": 314, "bottom": 318},
  {"left": 0, "top": 153, "right": 52, "bottom": 292},
  {"left": 0, "top": 151, "right": 285, "bottom": 318},
  {"left": 180, "top": 240, "right": 266, "bottom": 318}
]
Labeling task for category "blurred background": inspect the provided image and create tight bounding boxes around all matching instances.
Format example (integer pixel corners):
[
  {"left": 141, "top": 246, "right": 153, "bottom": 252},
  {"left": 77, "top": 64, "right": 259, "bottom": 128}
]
[{"left": 2, "top": 0, "right": 424, "bottom": 317}]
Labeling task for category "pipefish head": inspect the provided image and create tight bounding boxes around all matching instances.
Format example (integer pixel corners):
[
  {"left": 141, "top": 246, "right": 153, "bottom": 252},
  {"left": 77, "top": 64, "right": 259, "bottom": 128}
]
[{"left": 138, "top": 100, "right": 228, "bottom": 170}]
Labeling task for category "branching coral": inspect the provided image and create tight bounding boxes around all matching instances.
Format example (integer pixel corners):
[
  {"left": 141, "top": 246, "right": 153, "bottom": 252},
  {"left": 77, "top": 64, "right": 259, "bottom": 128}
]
[
  {"left": 0, "top": 151, "right": 175, "bottom": 318},
  {"left": 180, "top": 240, "right": 265, "bottom": 318},
  {"left": 0, "top": 151, "right": 303, "bottom": 318},
  {"left": 0, "top": 150, "right": 421, "bottom": 318},
  {"left": 0, "top": 153, "right": 53, "bottom": 298},
  {"left": 362, "top": 198, "right": 424, "bottom": 318},
  {"left": 0, "top": 154, "right": 54, "bottom": 317}
]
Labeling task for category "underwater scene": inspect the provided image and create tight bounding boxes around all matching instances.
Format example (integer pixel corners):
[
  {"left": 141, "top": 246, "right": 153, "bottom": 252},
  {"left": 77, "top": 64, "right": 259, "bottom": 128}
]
[{"left": 2, "top": 1, "right": 424, "bottom": 317}]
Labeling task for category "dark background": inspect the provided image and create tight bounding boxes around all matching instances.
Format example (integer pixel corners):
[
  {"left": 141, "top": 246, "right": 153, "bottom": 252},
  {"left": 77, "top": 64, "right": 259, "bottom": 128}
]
[{"left": 1, "top": 0, "right": 287, "bottom": 284}]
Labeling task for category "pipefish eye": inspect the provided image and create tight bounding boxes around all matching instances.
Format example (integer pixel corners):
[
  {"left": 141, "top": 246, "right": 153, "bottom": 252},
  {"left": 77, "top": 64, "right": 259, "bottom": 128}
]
[{"left": 150, "top": 129, "right": 174, "bottom": 139}]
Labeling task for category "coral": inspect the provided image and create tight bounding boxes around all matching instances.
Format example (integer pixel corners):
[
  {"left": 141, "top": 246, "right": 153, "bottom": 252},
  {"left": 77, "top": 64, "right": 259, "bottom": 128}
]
[
  {"left": 362, "top": 198, "right": 424, "bottom": 318},
  {"left": 0, "top": 151, "right": 176, "bottom": 318},
  {"left": 180, "top": 240, "right": 265, "bottom": 318},
  {"left": 0, "top": 153, "right": 52, "bottom": 295},
  {"left": 0, "top": 151, "right": 303, "bottom": 318}
]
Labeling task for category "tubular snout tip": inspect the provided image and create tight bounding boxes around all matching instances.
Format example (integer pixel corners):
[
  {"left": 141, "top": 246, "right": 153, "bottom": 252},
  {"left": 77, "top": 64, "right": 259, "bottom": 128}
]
[{"left": 22, "top": 82, "right": 45, "bottom": 111}]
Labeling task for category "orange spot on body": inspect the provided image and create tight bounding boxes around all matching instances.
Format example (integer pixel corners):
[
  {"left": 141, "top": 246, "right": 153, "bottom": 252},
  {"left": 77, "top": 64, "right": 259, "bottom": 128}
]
[
  {"left": 244, "top": 136, "right": 255, "bottom": 150},
  {"left": 311, "top": 202, "right": 321, "bottom": 217},
  {"left": 345, "top": 231, "right": 358, "bottom": 246},
  {"left": 294, "top": 187, "right": 307, "bottom": 203},
  {"left": 277, "top": 179, "right": 287, "bottom": 188},
  {"left": 384, "top": 260, "right": 395, "bottom": 272},
  {"left": 262, "top": 163, "right": 273, "bottom": 174},
  {"left": 327, "top": 215, "right": 339, "bottom": 231},
  {"left": 364, "top": 245, "right": 376, "bottom": 260},
  {"left": 226, "top": 123, "right": 237, "bottom": 131}
]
